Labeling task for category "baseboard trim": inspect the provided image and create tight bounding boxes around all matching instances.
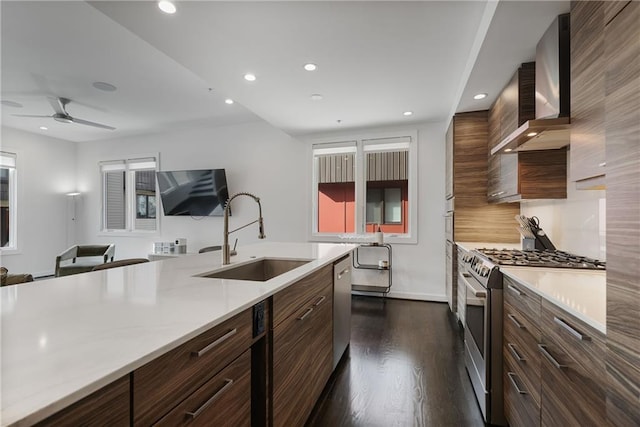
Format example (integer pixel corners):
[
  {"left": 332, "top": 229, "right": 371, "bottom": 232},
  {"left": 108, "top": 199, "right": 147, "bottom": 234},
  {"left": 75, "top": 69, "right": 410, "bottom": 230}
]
[{"left": 351, "top": 290, "right": 446, "bottom": 302}]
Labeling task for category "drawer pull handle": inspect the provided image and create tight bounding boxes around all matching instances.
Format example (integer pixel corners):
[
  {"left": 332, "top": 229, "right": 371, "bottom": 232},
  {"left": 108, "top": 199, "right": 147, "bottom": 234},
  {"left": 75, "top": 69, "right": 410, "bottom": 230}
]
[
  {"left": 508, "top": 343, "right": 526, "bottom": 362},
  {"left": 192, "top": 329, "right": 237, "bottom": 358},
  {"left": 338, "top": 268, "right": 350, "bottom": 279},
  {"left": 507, "top": 285, "right": 522, "bottom": 296},
  {"left": 554, "top": 317, "right": 591, "bottom": 341},
  {"left": 507, "top": 314, "right": 525, "bottom": 329},
  {"left": 297, "top": 307, "right": 314, "bottom": 321},
  {"left": 507, "top": 372, "right": 528, "bottom": 395},
  {"left": 186, "top": 379, "right": 234, "bottom": 419},
  {"left": 538, "top": 344, "right": 567, "bottom": 370},
  {"left": 313, "top": 295, "right": 327, "bottom": 306}
]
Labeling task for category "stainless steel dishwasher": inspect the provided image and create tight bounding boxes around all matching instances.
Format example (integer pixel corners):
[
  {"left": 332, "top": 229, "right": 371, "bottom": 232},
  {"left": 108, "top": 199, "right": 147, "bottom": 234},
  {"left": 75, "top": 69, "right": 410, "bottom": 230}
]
[{"left": 333, "top": 254, "right": 352, "bottom": 369}]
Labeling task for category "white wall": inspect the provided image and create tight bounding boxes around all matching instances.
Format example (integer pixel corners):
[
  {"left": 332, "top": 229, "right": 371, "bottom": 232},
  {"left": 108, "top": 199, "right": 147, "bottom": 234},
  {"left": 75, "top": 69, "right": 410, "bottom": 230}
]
[
  {"left": 1, "top": 127, "right": 77, "bottom": 276},
  {"left": 303, "top": 121, "right": 448, "bottom": 302},
  {"left": 75, "top": 120, "right": 308, "bottom": 259}
]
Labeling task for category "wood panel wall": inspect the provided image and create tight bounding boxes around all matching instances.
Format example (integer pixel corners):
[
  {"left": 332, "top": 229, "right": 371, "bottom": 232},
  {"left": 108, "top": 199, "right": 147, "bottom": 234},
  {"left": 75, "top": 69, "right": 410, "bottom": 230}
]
[
  {"left": 604, "top": 1, "right": 640, "bottom": 424},
  {"left": 451, "top": 112, "right": 520, "bottom": 243}
]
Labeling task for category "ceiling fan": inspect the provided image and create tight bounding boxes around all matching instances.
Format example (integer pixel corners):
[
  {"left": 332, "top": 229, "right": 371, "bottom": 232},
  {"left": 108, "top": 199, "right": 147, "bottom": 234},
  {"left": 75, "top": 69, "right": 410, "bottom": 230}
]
[{"left": 13, "top": 97, "right": 116, "bottom": 130}]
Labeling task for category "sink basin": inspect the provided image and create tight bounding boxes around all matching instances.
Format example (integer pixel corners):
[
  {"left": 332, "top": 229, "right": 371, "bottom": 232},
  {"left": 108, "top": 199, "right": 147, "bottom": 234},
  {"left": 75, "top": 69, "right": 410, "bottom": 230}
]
[{"left": 197, "top": 258, "right": 312, "bottom": 282}]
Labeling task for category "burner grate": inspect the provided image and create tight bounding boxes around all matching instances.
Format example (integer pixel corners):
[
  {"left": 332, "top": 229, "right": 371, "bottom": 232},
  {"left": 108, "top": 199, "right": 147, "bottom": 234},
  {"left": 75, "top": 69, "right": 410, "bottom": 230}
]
[{"left": 476, "top": 248, "right": 606, "bottom": 270}]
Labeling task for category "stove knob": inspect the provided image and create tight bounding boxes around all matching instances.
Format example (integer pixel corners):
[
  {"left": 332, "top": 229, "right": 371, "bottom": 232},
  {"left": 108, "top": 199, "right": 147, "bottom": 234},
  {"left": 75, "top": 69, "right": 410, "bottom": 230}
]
[{"left": 482, "top": 267, "right": 490, "bottom": 277}]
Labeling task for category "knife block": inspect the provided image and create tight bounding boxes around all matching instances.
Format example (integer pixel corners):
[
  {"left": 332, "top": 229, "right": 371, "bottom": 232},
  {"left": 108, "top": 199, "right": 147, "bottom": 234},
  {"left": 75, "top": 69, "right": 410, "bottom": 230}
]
[{"left": 522, "top": 237, "right": 546, "bottom": 251}]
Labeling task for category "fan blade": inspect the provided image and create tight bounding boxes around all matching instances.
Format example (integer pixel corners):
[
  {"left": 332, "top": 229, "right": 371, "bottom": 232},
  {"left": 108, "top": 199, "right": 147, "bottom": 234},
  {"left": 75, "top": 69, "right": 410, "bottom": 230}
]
[
  {"left": 47, "top": 97, "right": 68, "bottom": 115},
  {"left": 12, "top": 114, "right": 52, "bottom": 118},
  {"left": 70, "top": 116, "right": 116, "bottom": 130}
]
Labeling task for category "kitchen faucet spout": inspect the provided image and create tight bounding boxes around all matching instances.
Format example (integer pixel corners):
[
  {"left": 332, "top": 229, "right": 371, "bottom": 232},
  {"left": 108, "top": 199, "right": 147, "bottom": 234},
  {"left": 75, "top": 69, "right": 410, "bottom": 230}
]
[{"left": 223, "top": 192, "right": 265, "bottom": 265}]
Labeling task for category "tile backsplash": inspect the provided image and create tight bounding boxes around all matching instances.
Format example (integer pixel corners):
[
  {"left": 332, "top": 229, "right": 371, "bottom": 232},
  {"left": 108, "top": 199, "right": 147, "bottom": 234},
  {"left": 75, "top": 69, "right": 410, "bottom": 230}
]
[{"left": 521, "top": 184, "right": 606, "bottom": 260}]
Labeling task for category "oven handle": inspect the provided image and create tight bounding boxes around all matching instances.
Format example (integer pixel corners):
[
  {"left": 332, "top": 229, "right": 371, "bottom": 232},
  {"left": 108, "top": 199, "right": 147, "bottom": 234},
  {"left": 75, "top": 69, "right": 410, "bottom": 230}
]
[{"left": 459, "top": 271, "right": 487, "bottom": 298}]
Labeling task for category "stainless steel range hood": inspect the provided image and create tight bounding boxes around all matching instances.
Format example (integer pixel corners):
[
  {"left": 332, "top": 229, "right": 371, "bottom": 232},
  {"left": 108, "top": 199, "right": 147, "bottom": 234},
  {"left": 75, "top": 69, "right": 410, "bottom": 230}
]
[{"left": 491, "top": 14, "right": 571, "bottom": 155}]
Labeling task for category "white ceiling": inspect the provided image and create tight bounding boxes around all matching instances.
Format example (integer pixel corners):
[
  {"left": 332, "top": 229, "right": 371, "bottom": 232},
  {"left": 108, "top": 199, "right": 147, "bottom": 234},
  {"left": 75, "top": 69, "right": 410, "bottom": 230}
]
[{"left": 1, "top": 1, "right": 568, "bottom": 143}]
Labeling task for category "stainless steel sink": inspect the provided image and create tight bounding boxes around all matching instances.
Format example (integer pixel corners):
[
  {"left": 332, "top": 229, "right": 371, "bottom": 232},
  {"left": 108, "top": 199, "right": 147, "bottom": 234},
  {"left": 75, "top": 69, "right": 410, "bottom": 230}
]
[{"left": 197, "top": 258, "right": 312, "bottom": 282}]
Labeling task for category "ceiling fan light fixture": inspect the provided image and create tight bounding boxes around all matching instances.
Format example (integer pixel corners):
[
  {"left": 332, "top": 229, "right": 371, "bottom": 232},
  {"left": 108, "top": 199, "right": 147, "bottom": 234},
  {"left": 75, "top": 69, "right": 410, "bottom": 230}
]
[
  {"left": 92, "top": 81, "right": 117, "bottom": 92},
  {"left": 158, "top": 0, "right": 176, "bottom": 14}
]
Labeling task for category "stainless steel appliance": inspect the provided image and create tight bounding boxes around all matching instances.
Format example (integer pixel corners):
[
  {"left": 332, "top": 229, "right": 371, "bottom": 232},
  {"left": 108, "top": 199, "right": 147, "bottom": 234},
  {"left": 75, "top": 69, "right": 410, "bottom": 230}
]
[
  {"left": 461, "top": 252, "right": 505, "bottom": 426},
  {"left": 476, "top": 248, "right": 606, "bottom": 270},
  {"left": 333, "top": 254, "right": 352, "bottom": 369}
]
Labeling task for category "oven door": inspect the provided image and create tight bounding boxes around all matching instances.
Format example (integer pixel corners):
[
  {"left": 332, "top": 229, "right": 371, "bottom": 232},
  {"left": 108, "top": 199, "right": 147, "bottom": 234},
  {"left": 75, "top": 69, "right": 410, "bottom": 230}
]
[{"left": 461, "top": 270, "right": 490, "bottom": 390}]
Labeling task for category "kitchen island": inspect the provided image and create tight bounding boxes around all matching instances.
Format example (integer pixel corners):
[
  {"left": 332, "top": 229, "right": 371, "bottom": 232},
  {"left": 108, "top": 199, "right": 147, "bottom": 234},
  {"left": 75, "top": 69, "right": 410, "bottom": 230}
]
[{"left": 0, "top": 242, "right": 357, "bottom": 426}]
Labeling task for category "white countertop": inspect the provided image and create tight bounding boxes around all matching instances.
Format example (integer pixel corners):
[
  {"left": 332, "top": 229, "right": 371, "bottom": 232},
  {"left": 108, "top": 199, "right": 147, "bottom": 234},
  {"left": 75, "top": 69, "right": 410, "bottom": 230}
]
[
  {"left": 0, "top": 242, "right": 356, "bottom": 427},
  {"left": 501, "top": 267, "right": 606, "bottom": 334}
]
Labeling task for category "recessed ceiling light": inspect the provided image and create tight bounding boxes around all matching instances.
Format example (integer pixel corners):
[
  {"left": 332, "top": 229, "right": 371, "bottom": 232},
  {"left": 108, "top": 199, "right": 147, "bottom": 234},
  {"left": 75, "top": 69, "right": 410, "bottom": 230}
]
[
  {"left": 244, "top": 73, "right": 256, "bottom": 82},
  {"left": 310, "top": 94, "right": 323, "bottom": 101},
  {"left": 504, "top": 148, "right": 513, "bottom": 152},
  {"left": 40, "top": 126, "right": 48, "bottom": 130},
  {"left": 92, "top": 81, "right": 117, "bottom": 92},
  {"left": 403, "top": 111, "right": 413, "bottom": 116},
  {"left": 527, "top": 132, "right": 538, "bottom": 137},
  {"left": 473, "top": 93, "right": 488, "bottom": 100},
  {"left": 158, "top": 0, "right": 176, "bottom": 14},
  {"left": 304, "top": 63, "right": 317, "bottom": 71},
  {"left": 1, "top": 100, "right": 23, "bottom": 108},
  {"left": 225, "top": 99, "right": 234, "bottom": 105}
]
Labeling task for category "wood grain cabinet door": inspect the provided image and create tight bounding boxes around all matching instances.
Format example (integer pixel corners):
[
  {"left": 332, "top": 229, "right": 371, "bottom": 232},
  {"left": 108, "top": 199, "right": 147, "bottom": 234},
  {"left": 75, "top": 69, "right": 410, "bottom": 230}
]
[
  {"left": 153, "top": 350, "right": 252, "bottom": 427},
  {"left": 35, "top": 376, "right": 130, "bottom": 427},
  {"left": 307, "top": 282, "right": 334, "bottom": 405},
  {"left": 570, "top": 0, "right": 606, "bottom": 186},
  {"left": 272, "top": 302, "right": 313, "bottom": 427}
]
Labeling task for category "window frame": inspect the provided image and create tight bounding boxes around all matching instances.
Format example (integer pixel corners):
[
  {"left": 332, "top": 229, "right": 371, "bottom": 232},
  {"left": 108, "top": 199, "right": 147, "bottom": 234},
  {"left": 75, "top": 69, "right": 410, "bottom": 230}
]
[
  {"left": 309, "top": 130, "right": 418, "bottom": 244},
  {"left": 0, "top": 151, "right": 18, "bottom": 252},
  {"left": 99, "top": 155, "right": 160, "bottom": 236}
]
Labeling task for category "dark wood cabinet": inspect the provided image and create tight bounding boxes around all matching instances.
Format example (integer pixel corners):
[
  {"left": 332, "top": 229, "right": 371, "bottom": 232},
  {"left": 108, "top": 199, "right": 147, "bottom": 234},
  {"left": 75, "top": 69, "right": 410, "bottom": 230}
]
[
  {"left": 35, "top": 376, "right": 130, "bottom": 427},
  {"left": 487, "top": 64, "right": 567, "bottom": 203},
  {"left": 133, "top": 308, "right": 254, "bottom": 426},
  {"left": 539, "top": 300, "right": 608, "bottom": 426},
  {"left": 503, "top": 275, "right": 611, "bottom": 427},
  {"left": 570, "top": 0, "right": 606, "bottom": 188},
  {"left": 604, "top": 1, "right": 640, "bottom": 425},
  {"left": 271, "top": 265, "right": 333, "bottom": 427},
  {"left": 445, "top": 121, "right": 453, "bottom": 199},
  {"left": 154, "top": 349, "right": 252, "bottom": 427}
]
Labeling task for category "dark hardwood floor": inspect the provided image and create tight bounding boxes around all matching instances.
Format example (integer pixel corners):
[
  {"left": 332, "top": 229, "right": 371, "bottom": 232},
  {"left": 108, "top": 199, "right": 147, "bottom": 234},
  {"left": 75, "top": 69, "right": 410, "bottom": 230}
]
[{"left": 307, "top": 296, "right": 485, "bottom": 427}]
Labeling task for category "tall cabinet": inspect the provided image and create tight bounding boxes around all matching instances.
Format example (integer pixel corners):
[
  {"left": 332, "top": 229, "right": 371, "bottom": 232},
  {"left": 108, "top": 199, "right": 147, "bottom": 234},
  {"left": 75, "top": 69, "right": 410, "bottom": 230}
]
[
  {"left": 445, "top": 112, "right": 520, "bottom": 316},
  {"left": 602, "top": 1, "right": 640, "bottom": 424}
]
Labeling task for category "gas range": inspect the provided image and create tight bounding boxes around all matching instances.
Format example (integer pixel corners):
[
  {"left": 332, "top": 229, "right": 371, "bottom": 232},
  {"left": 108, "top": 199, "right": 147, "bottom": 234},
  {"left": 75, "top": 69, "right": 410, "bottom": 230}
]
[{"left": 475, "top": 248, "right": 606, "bottom": 270}]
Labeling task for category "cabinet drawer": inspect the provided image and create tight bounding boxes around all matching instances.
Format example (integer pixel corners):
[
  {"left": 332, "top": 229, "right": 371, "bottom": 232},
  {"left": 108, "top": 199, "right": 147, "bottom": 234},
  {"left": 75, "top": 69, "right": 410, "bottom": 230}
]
[
  {"left": 504, "top": 276, "right": 541, "bottom": 330},
  {"left": 539, "top": 301, "right": 607, "bottom": 426},
  {"left": 307, "top": 282, "right": 334, "bottom": 406},
  {"left": 133, "top": 308, "right": 253, "bottom": 426},
  {"left": 504, "top": 357, "right": 540, "bottom": 427},
  {"left": 540, "top": 300, "right": 606, "bottom": 382},
  {"left": 154, "top": 349, "right": 252, "bottom": 427},
  {"left": 36, "top": 376, "right": 130, "bottom": 427},
  {"left": 273, "top": 264, "right": 332, "bottom": 327},
  {"left": 504, "top": 302, "right": 541, "bottom": 406}
]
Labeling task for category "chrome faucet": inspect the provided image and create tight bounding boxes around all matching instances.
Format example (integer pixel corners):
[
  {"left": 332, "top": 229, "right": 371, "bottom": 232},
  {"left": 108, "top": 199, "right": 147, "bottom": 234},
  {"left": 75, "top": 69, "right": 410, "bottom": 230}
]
[{"left": 222, "top": 192, "right": 265, "bottom": 265}]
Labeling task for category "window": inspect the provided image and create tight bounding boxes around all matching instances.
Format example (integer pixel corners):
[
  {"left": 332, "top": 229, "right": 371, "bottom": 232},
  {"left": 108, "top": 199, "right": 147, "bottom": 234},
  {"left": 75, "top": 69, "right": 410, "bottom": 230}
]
[
  {"left": 100, "top": 157, "right": 158, "bottom": 232},
  {"left": 0, "top": 152, "right": 17, "bottom": 249},
  {"left": 311, "top": 133, "right": 417, "bottom": 242}
]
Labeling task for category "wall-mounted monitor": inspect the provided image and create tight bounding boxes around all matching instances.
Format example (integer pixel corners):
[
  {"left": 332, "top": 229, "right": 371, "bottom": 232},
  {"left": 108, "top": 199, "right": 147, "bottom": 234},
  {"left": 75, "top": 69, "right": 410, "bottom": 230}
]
[{"left": 156, "top": 169, "right": 230, "bottom": 216}]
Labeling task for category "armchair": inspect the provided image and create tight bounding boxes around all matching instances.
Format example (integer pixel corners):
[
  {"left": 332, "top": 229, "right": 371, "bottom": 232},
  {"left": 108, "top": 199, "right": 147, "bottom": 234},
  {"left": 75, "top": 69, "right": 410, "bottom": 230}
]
[{"left": 55, "top": 244, "right": 115, "bottom": 277}]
